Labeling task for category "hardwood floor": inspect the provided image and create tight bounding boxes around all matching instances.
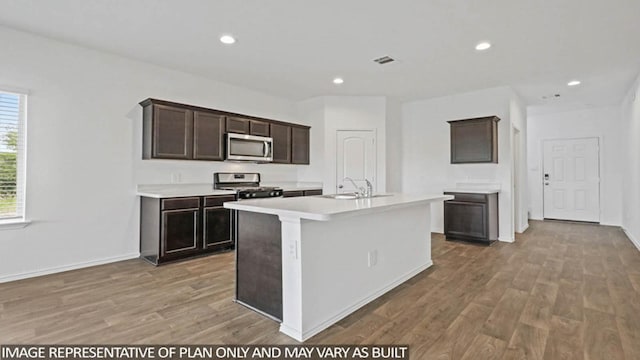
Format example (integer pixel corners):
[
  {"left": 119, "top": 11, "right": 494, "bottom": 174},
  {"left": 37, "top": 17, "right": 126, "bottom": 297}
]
[{"left": 1, "top": 220, "right": 640, "bottom": 359}]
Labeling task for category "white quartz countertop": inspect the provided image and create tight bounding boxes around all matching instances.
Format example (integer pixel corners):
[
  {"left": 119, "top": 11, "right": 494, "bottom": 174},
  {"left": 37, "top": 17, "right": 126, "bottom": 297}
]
[
  {"left": 136, "top": 182, "right": 323, "bottom": 198},
  {"left": 443, "top": 188, "right": 500, "bottom": 194},
  {"left": 224, "top": 193, "right": 453, "bottom": 221},
  {"left": 136, "top": 184, "right": 236, "bottom": 198},
  {"left": 261, "top": 182, "right": 323, "bottom": 191}
]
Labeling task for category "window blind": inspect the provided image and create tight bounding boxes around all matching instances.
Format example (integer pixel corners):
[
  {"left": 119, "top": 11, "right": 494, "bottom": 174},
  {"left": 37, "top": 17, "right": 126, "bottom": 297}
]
[{"left": 0, "top": 91, "right": 26, "bottom": 221}]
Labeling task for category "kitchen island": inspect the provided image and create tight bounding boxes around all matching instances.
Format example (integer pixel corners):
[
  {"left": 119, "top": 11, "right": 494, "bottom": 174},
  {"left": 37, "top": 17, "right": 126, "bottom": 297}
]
[{"left": 224, "top": 193, "right": 452, "bottom": 342}]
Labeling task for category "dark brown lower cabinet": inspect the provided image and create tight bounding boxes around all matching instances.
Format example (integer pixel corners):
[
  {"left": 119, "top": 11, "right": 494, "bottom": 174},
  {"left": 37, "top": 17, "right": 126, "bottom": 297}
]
[
  {"left": 140, "top": 194, "right": 235, "bottom": 265},
  {"left": 282, "top": 189, "right": 322, "bottom": 198},
  {"left": 235, "top": 211, "right": 283, "bottom": 321},
  {"left": 444, "top": 192, "right": 498, "bottom": 244}
]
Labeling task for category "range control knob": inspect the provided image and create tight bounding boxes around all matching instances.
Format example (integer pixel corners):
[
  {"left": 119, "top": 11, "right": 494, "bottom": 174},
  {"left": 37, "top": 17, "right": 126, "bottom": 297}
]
[{"left": 251, "top": 193, "right": 256, "bottom": 197}]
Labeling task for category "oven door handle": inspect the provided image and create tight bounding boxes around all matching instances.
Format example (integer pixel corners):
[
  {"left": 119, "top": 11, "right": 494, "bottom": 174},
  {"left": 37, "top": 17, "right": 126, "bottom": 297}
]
[{"left": 263, "top": 141, "right": 270, "bottom": 157}]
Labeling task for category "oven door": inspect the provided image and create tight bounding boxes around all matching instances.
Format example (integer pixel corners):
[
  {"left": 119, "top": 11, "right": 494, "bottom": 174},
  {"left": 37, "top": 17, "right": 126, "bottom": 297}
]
[{"left": 226, "top": 133, "right": 273, "bottom": 162}]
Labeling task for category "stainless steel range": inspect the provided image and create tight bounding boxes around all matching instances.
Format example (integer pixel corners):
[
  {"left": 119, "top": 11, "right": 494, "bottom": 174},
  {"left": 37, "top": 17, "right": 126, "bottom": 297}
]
[{"left": 214, "top": 172, "right": 283, "bottom": 199}]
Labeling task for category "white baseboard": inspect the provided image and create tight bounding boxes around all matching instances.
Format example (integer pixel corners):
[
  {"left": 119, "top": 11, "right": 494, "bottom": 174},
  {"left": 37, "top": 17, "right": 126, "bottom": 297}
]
[
  {"left": 0, "top": 252, "right": 140, "bottom": 283},
  {"left": 623, "top": 227, "right": 640, "bottom": 252},
  {"left": 518, "top": 223, "right": 529, "bottom": 233},
  {"left": 499, "top": 236, "right": 514, "bottom": 243},
  {"left": 280, "top": 260, "right": 434, "bottom": 342}
]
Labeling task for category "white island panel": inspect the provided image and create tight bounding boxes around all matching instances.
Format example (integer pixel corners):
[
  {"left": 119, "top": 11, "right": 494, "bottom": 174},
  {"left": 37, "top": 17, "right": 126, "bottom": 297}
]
[{"left": 280, "top": 203, "right": 431, "bottom": 341}]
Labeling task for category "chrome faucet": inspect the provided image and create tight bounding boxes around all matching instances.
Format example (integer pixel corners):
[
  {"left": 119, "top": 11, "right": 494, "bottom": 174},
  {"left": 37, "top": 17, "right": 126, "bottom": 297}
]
[{"left": 343, "top": 177, "right": 373, "bottom": 198}]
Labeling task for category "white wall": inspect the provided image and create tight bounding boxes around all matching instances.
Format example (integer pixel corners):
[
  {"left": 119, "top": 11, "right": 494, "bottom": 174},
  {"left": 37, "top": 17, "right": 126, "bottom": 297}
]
[
  {"left": 526, "top": 106, "right": 623, "bottom": 226},
  {"left": 621, "top": 73, "right": 640, "bottom": 249},
  {"left": 385, "top": 98, "right": 403, "bottom": 192},
  {"left": 0, "top": 26, "right": 309, "bottom": 282},
  {"left": 401, "top": 87, "right": 518, "bottom": 241},
  {"left": 297, "top": 96, "right": 388, "bottom": 195},
  {"left": 510, "top": 93, "right": 529, "bottom": 232}
]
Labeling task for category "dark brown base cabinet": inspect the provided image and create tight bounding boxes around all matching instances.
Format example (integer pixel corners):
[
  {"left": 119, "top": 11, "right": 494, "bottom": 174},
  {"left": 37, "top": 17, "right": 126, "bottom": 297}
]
[
  {"left": 444, "top": 192, "right": 498, "bottom": 245},
  {"left": 235, "top": 211, "right": 283, "bottom": 321},
  {"left": 140, "top": 195, "right": 235, "bottom": 265},
  {"left": 282, "top": 189, "right": 323, "bottom": 198}
]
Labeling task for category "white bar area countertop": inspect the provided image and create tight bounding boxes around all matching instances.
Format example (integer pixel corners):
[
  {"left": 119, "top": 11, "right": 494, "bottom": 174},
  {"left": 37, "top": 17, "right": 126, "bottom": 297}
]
[
  {"left": 136, "top": 182, "right": 323, "bottom": 198},
  {"left": 443, "top": 182, "right": 501, "bottom": 194},
  {"left": 225, "top": 192, "right": 452, "bottom": 342},
  {"left": 224, "top": 193, "right": 452, "bottom": 221}
]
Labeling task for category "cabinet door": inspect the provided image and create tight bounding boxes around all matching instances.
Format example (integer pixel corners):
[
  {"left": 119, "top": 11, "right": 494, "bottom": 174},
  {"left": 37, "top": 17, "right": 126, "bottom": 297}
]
[
  {"left": 249, "top": 120, "right": 270, "bottom": 136},
  {"left": 291, "top": 127, "right": 310, "bottom": 164},
  {"left": 270, "top": 123, "right": 292, "bottom": 163},
  {"left": 203, "top": 207, "right": 233, "bottom": 251},
  {"left": 153, "top": 105, "right": 193, "bottom": 159},
  {"left": 161, "top": 208, "right": 200, "bottom": 259},
  {"left": 226, "top": 116, "right": 250, "bottom": 134},
  {"left": 193, "top": 111, "right": 225, "bottom": 160},
  {"left": 444, "top": 201, "right": 487, "bottom": 240},
  {"left": 449, "top": 117, "right": 499, "bottom": 164}
]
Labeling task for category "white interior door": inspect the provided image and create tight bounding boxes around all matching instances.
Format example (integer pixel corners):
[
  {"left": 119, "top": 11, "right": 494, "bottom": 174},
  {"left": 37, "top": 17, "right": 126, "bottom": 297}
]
[
  {"left": 543, "top": 138, "right": 600, "bottom": 222},
  {"left": 336, "top": 130, "right": 376, "bottom": 194}
]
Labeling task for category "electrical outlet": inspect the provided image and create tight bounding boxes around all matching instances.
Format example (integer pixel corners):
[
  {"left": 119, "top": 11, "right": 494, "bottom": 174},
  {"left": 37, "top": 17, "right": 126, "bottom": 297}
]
[
  {"left": 367, "top": 250, "right": 378, "bottom": 267},
  {"left": 170, "top": 172, "right": 182, "bottom": 183}
]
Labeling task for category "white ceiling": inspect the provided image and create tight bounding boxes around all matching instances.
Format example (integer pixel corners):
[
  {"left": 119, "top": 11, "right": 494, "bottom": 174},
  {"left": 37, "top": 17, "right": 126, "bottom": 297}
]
[{"left": 0, "top": 0, "right": 639, "bottom": 109}]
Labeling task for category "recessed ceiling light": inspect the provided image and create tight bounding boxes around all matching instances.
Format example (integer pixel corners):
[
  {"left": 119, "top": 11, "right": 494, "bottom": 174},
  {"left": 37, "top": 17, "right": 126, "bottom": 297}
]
[
  {"left": 475, "top": 42, "right": 491, "bottom": 51},
  {"left": 333, "top": 77, "right": 344, "bottom": 85},
  {"left": 567, "top": 80, "right": 581, "bottom": 86},
  {"left": 220, "top": 35, "right": 236, "bottom": 45}
]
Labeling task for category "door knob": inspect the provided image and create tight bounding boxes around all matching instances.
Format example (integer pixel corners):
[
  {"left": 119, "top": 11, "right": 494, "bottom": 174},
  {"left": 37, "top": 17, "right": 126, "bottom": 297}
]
[{"left": 338, "top": 184, "right": 344, "bottom": 189}]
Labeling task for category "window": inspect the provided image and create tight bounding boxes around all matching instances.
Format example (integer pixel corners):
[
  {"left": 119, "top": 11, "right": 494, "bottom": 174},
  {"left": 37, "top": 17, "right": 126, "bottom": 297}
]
[{"left": 0, "top": 90, "right": 27, "bottom": 222}]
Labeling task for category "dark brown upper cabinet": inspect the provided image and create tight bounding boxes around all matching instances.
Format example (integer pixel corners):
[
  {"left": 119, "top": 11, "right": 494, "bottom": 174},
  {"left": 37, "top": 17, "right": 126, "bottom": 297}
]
[
  {"left": 226, "top": 116, "right": 250, "bottom": 134},
  {"left": 448, "top": 116, "right": 500, "bottom": 164},
  {"left": 291, "top": 126, "right": 310, "bottom": 164},
  {"left": 140, "top": 98, "right": 310, "bottom": 164},
  {"left": 249, "top": 120, "right": 270, "bottom": 136},
  {"left": 270, "top": 123, "right": 292, "bottom": 163},
  {"left": 193, "top": 111, "right": 225, "bottom": 160},
  {"left": 145, "top": 104, "right": 193, "bottom": 159}
]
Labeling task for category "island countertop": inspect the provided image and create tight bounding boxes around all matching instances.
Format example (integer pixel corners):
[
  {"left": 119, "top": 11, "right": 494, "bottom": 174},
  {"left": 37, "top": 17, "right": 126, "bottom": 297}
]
[{"left": 224, "top": 193, "right": 452, "bottom": 221}]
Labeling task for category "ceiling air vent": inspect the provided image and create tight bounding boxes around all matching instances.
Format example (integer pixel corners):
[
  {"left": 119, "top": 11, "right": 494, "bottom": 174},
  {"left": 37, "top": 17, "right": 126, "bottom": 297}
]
[{"left": 373, "top": 56, "right": 395, "bottom": 64}]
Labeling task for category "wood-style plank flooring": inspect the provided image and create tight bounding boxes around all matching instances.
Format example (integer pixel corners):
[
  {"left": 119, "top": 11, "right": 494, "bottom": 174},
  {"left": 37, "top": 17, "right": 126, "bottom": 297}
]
[{"left": 2, "top": 220, "right": 640, "bottom": 359}]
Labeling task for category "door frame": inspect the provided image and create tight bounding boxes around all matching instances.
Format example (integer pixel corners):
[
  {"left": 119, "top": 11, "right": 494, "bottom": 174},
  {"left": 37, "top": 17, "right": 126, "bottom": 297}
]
[
  {"left": 335, "top": 129, "right": 377, "bottom": 194},
  {"left": 541, "top": 136, "right": 601, "bottom": 222}
]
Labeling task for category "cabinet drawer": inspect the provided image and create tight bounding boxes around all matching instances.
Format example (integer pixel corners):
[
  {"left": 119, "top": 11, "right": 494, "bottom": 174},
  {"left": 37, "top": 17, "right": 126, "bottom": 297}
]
[
  {"left": 303, "top": 189, "right": 323, "bottom": 196},
  {"left": 204, "top": 195, "right": 236, "bottom": 207},
  {"left": 444, "top": 192, "right": 487, "bottom": 203},
  {"left": 161, "top": 197, "right": 200, "bottom": 210},
  {"left": 283, "top": 190, "right": 304, "bottom": 198}
]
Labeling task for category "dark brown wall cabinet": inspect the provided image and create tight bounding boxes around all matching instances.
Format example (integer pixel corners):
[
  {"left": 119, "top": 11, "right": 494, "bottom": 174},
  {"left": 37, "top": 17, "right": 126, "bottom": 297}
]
[
  {"left": 193, "top": 111, "right": 225, "bottom": 160},
  {"left": 270, "top": 123, "right": 292, "bottom": 163},
  {"left": 226, "top": 116, "right": 250, "bottom": 134},
  {"left": 291, "top": 126, "right": 310, "bottom": 164},
  {"left": 444, "top": 192, "right": 498, "bottom": 244},
  {"left": 140, "top": 98, "right": 311, "bottom": 164},
  {"left": 142, "top": 100, "right": 225, "bottom": 161},
  {"left": 448, "top": 116, "right": 500, "bottom": 164},
  {"left": 140, "top": 194, "right": 235, "bottom": 265}
]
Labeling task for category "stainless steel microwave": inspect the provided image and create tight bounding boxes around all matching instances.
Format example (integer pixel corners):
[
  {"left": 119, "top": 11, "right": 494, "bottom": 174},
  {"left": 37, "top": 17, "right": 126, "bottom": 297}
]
[{"left": 226, "top": 133, "right": 273, "bottom": 162}]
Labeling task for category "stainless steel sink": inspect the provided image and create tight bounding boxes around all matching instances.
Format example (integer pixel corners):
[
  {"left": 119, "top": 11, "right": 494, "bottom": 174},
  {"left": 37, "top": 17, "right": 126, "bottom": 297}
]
[{"left": 320, "top": 193, "right": 393, "bottom": 200}]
